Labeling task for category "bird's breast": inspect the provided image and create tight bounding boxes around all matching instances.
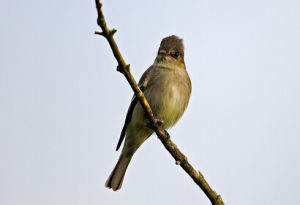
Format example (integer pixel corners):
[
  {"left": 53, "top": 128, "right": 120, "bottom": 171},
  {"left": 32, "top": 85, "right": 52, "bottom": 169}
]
[{"left": 147, "top": 70, "right": 191, "bottom": 129}]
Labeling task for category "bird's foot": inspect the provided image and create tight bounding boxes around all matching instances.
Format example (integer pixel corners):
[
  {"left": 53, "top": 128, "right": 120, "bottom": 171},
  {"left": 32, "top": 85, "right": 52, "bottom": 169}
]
[
  {"left": 157, "top": 119, "right": 164, "bottom": 127},
  {"left": 146, "top": 114, "right": 164, "bottom": 128},
  {"left": 145, "top": 119, "right": 154, "bottom": 129}
]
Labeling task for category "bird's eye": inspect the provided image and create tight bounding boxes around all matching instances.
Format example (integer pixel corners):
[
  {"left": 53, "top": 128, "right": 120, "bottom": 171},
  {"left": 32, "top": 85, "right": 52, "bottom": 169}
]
[{"left": 171, "top": 51, "right": 180, "bottom": 59}]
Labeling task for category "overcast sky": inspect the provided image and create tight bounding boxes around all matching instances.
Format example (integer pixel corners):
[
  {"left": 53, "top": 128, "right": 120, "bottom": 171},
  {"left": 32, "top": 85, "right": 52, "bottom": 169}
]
[{"left": 1, "top": 0, "right": 300, "bottom": 205}]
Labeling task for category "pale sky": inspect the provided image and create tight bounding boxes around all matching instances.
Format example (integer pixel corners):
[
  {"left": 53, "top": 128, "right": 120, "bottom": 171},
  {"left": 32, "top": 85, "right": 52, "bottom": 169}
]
[{"left": 1, "top": 0, "right": 300, "bottom": 205}]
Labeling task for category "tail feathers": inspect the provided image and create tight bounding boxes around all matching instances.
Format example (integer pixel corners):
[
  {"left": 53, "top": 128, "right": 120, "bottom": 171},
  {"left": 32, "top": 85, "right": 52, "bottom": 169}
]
[{"left": 105, "top": 155, "right": 132, "bottom": 191}]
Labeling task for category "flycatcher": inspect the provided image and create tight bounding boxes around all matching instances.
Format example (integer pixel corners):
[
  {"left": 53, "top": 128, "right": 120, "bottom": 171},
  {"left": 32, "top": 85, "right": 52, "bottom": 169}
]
[{"left": 105, "top": 35, "right": 192, "bottom": 191}]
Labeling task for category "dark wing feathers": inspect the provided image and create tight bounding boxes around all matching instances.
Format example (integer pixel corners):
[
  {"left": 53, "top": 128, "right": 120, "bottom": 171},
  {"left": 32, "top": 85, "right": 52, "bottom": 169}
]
[
  {"left": 116, "top": 85, "right": 145, "bottom": 151},
  {"left": 116, "top": 96, "right": 137, "bottom": 151}
]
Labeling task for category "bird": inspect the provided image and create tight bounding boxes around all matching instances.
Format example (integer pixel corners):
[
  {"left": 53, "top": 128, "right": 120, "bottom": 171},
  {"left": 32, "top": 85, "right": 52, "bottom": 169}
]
[{"left": 105, "top": 35, "right": 192, "bottom": 191}]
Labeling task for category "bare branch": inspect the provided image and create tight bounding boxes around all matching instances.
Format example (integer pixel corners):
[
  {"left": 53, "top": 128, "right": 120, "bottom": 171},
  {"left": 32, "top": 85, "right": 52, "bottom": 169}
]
[{"left": 94, "top": 1, "right": 225, "bottom": 204}]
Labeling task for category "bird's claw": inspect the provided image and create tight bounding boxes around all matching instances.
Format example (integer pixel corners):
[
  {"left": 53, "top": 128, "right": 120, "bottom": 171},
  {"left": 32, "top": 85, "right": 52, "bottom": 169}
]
[
  {"left": 157, "top": 119, "right": 164, "bottom": 127},
  {"left": 145, "top": 119, "right": 154, "bottom": 129}
]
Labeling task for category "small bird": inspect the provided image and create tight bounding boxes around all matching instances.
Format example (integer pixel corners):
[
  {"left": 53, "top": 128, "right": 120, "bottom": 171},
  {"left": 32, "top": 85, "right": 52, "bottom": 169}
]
[{"left": 105, "top": 35, "right": 192, "bottom": 191}]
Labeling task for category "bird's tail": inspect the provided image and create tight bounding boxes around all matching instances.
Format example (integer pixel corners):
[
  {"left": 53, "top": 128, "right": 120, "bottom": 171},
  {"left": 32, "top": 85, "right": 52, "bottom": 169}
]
[{"left": 105, "top": 154, "right": 132, "bottom": 191}]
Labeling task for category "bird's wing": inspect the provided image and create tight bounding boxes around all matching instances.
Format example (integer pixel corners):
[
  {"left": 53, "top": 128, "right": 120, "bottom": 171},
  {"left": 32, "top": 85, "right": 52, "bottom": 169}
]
[
  {"left": 116, "top": 96, "right": 138, "bottom": 151},
  {"left": 115, "top": 67, "right": 155, "bottom": 151}
]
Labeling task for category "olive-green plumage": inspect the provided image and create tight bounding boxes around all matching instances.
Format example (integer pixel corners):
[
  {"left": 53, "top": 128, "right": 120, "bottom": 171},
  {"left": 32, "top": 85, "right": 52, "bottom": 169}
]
[{"left": 105, "top": 35, "right": 192, "bottom": 191}]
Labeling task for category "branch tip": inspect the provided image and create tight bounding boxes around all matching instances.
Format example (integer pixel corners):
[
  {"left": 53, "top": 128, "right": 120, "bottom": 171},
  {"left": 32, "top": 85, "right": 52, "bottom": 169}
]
[
  {"left": 95, "top": 31, "right": 105, "bottom": 36},
  {"left": 110, "top": 29, "right": 117, "bottom": 36},
  {"left": 217, "top": 195, "right": 223, "bottom": 202},
  {"left": 95, "top": 0, "right": 102, "bottom": 9},
  {"left": 116, "top": 65, "right": 122, "bottom": 73}
]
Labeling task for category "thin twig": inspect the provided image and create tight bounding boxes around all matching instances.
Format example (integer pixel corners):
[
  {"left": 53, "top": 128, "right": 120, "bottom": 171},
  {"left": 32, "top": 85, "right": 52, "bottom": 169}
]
[{"left": 95, "top": 1, "right": 225, "bottom": 204}]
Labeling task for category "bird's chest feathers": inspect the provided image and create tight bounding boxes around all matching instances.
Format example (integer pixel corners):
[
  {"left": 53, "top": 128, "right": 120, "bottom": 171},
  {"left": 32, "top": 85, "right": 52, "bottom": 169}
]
[
  {"left": 165, "top": 86, "right": 182, "bottom": 110},
  {"left": 157, "top": 83, "right": 187, "bottom": 129},
  {"left": 141, "top": 68, "right": 190, "bottom": 128}
]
